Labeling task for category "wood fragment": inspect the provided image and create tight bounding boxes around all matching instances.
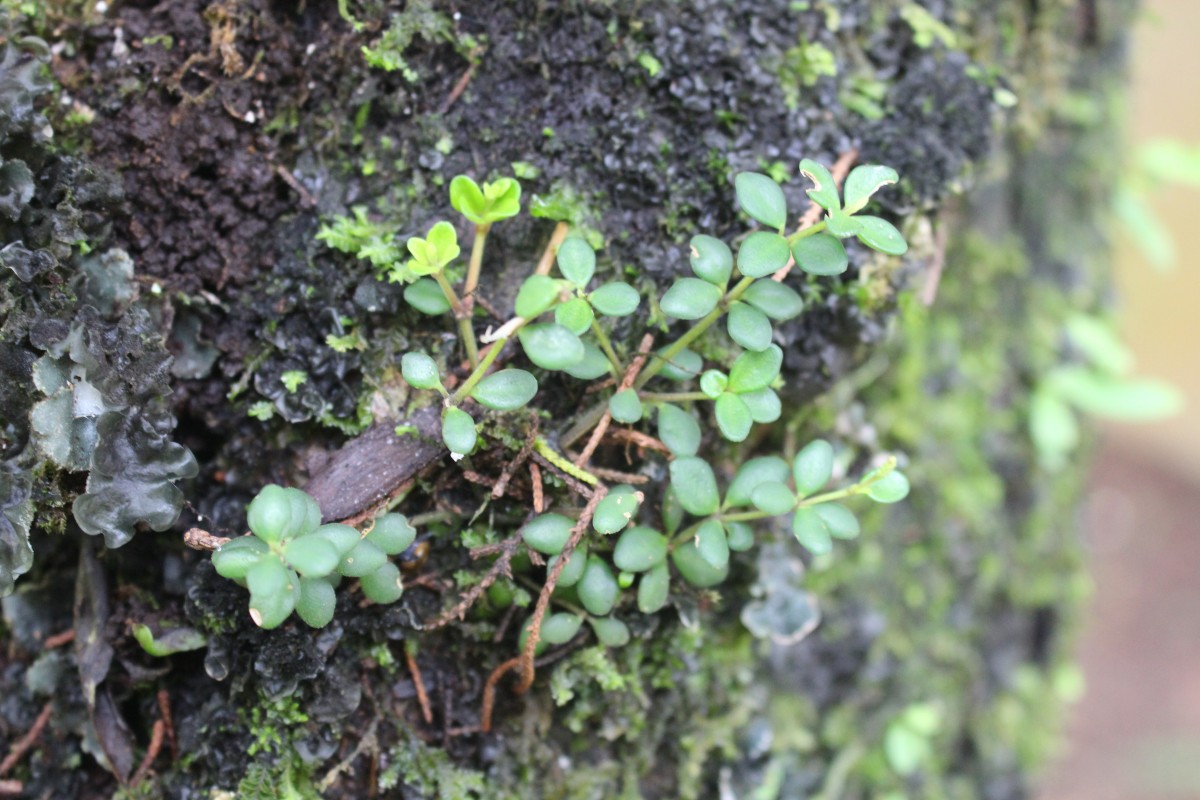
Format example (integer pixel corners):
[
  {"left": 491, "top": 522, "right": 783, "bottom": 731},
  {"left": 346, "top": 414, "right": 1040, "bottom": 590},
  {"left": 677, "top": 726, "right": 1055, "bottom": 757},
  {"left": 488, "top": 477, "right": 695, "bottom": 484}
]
[
  {"left": 529, "top": 462, "right": 544, "bottom": 512},
  {"left": 0, "top": 780, "right": 21, "bottom": 796},
  {"left": 438, "top": 52, "right": 481, "bottom": 115}
]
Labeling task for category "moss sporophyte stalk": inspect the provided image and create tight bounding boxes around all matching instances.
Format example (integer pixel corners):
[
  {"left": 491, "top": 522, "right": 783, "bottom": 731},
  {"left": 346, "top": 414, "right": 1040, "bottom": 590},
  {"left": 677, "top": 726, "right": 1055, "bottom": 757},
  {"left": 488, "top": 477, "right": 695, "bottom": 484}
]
[{"left": 221, "top": 161, "right": 911, "bottom": 700}]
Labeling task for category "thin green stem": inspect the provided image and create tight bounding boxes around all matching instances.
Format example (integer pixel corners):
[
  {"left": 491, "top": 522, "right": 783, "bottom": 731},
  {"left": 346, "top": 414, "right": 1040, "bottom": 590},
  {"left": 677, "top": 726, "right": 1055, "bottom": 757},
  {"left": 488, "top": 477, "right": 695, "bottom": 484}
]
[
  {"left": 451, "top": 336, "right": 507, "bottom": 403},
  {"left": 434, "top": 271, "right": 479, "bottom": 368},
  {"left": 464, "top": 223, "right": 490, "bottom": 299},
  {"left": 589, "top": 320, "right": 623, "bottom": 377},
  {"left": 786, "top": 220, "right": 826, "bottom": 244},
  {"left": 639, "top": 391, "right": 710, "bottom": 403}
]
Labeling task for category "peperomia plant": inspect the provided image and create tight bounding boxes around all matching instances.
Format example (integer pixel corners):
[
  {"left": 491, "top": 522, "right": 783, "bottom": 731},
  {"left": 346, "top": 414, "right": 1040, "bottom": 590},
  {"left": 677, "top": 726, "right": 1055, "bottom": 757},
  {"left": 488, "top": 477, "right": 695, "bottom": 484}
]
[
  {"left": 250, "top": 160, "right": 910, "bottom": 707},
  {"left": 212, "top": 485, "right": 415, "bottom": 628}
]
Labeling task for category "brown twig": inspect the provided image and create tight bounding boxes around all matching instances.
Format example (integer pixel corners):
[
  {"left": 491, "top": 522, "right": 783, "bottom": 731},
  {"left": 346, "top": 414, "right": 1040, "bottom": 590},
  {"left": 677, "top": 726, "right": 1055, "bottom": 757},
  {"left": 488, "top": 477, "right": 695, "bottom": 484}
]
[
  {"left": 920, "top": 221, "right": 948, "bottom": 307},
  {"left": 0, "top": 702, "right": 52, "bottom": 778},
  {"left": 131, "top": 719, "right": 165, "bottom": 786},
  {"left": 156, "top": 690, "right": 177, "bottom": 762},
  {"left": 533, "top": 222, "right": 571, "bottom": 277},
  {"left": 424, "top": 534, "right": 522, "bottom": 629},
  {"left": 183, "top": 528, "right": 230, "bottom": 552},
  {"left": 405, "top": 648, "right": 434, "bottom": 725},
  {"left": 599, "top": 427, "right": 671, "bottom": 455},
  {"left": 583, "top": 465, "right": 650, "bottom": 485},
  {"left": 772, "top": 148, "right": 859, "bottom": 282},
  {"left": 42, "top": 629, "right": 75, "bottom": 650},
  {"left": 0, "top": 780, "right": 21, "bottom": 796},
  {"left": 514, "top": 486, "right": 608, "bottom": 695},
  {"left": 574, "top": 334, "right": 654, "bottom": 468},
  {"left": 529, "top": 462, "right": 544, "bottom": 512},
  {"left": 438, "top": 50, "right": 482, "bottom": 115},
  {"left": 480, "top": 657, "right": 521, "bottom": 733}
]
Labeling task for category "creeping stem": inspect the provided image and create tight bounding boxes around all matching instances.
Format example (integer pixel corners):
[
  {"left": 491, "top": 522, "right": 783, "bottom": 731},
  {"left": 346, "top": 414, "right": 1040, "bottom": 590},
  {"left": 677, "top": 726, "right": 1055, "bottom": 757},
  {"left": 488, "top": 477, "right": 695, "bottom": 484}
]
[{"left": 451, "top": 336, "right": 507, "bottom": 403}]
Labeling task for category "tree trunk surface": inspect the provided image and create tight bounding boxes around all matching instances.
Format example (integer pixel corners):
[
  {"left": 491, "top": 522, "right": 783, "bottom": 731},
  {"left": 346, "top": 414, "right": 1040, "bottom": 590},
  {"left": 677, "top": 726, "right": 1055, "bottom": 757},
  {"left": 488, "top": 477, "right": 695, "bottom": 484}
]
[{"left": 0, "top": 1, "right": 1130, "bottom": 798}]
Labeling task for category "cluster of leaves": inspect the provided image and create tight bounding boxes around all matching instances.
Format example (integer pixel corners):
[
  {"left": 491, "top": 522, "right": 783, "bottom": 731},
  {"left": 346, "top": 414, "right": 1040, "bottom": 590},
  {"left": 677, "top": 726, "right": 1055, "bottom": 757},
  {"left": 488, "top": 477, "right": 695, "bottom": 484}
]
[
  {"left": 212, "top": 485, "right": 416, "bottom": 629},
  {"left": 296, "top": 159, "right": 914, "bottom": 651}
]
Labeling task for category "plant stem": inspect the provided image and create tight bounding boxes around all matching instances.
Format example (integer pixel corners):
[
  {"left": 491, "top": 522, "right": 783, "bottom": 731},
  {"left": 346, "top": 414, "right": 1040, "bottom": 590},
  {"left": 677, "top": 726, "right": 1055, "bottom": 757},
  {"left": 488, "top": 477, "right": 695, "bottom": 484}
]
[
  {"left": 533, "top": 436, "right": 599, "bottom": 486},
  {"left": 464, "top": 223, "right": 490, "bottom": 300},
  {"left": 452, "top": 336, "right": 507, "bottom": 403},
  {"left": 638, "top": 391, "right": 710, "bottom": 403},
  {"left": 433, "top": 271, "right": 480, "bottom": 367},
  {"left": 590, "top": 320, "right": 623, "bottom": 376}
]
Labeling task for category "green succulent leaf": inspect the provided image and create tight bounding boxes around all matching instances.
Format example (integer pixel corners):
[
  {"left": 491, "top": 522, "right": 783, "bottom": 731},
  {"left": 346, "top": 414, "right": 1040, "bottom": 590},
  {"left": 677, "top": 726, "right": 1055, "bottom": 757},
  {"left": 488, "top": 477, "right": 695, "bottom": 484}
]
[
  {"left": 694, "top": 518, "right": 729, "bottom": 570},
  {"left": 212, "top": 537, "right": 268, "bottom": 580},
  {"left": 613, "top": 526, "right": 668, "bottom": 572},
  {"left": 825, "top": 208, "right": 863, "bottom": 238},
  {"left": 793, "top": 439, "right": 834, "bottom": 496},
  {"left": 540, "top": 612, "right": 584, "bottom": 645},
  {"left": 249, "top": 585, "right": 296, "bottom": 630},
  {"left": 868, "top": 470, "right": 911, "bottom": 504},
  {"left": 246, "top": 485, "right": 294, "bottom": 543},
  {"left": 791, "top": 232, "right": 848, "bottom": 276},
  {"left": 672, "top": 540, "right": 729, "bottom": 588},
  {"left": 741, "top": 279, "right": 804, "bottom": 320},
  {"left": 608, "top": 388, "right": 643, "bottom": 423},
  {"left": 798, "top": 159, "right": 840, "bottom": 211},
  {"left": 564, "top": 343, "right": 612, "bottom": 380},
  {"left": 656, "top": 346, "right": 703, "bottom": 381},
  {"left": 246, "top": 555, "right": 289, "bottom": 598},
  {"left": 735, "top": 172, "right": 788, "bottom": 229},
  {"left": 589, "top": 616, "right": 630, "bottom": 647},
  {"left": 669, "top": 457, "right": 720, "bottom": 516},
  {"left": 727, "top": 302, "right": 773, "bottom": 352},
  {"left": 725, "top": 521, "right": 754, "bottom": 552},
  {"left": 522, "top": 513, "right": 574, "bottom": 555},
  {"left": 689, "top": 234, "right": 733, "bottom": 286},
  {"left": 737, "top": 231, "right": 791, "bottom": 278},
  {"left": 547, "top": 543, "right": 588, "bottom": 588},
  {"left": 725, "top": 456, "right": 791, "bottom": 508},
  {"left": 481, "top": 177, "right": 522, "bottom": 222},
  {"left": 637, "top": 562, "right": 671, "bottom": 613},
  {"left": 401, "top": 352, "right": 442, "bottom": 391},
  {"left": 470, "top": 369, "right": 538, "bottom": 409},
  {"left": 792, "top": 507, "right": 832, "bottom": 555},
  {"left": 360, "top": 562, "right": 404, "bottom": 604},
  {"left": 338, "top": 539, "right": 387, "bottom": 578},
  {"left": 519, "top": 323, "right": 585, "bottom": 370},
  {"left": 406, "top": 221, "right": 461, "bottom": 275},
  {"left": 441, "top": 406, "right": 477, "bottom": 457},
  {"left": 514, "top": 274, "right": 563, "bottom": 319},
  {"left": 404, "top": 278, "right": 452, "bottom": 314},
  {"left": 556, "top": 236, "right": 596, "bottom": 287},
  {"left": 657, "top": 404, "right": 702, "bottom": 457},
  {"left": 855, "top": 215, "right": 908, "bottom": 255},
  {"left": 593, "top": 487, "right": 642, "bottom": 535},
  {"left": 812, "top": 503, "right": 860, "bottom": 539},
  {"left": 662, "top": 487, "right": 684, "bottom": 536},
  {"left": 714, "top": 392, "right": 753, "bottom": 442},
  {"left": 842, "top": 164, "right": 898, "bottom": 214},
  {"left": 296, "top": 577, "right": 337, "bottom": 627},
  {"left": 366, "top": 513, "right": 417, "bottom": 556},
  {"left": 284, "top": 488, "right": 322, "bottom": 538},
  {"left": 750, "top": 481, "right": 796, "bottom": 515},
  {"left": 661, "top": 277, "right": 722, "bottom": 320},
  {"left": 555, "top": 296, "right": 594, "bottom": 335},
  {"left": 449, "top": 175, "right": 487, "bottom": 223},
  {"left": 740, "top": 387, "right": 782, "bottom": 423},
  {"left": 728, "top": 344, "right": 782, "bottom": 394},
  {"left": 700, "top": 369, "right": 729, "bottom": 399},
  {"left": 588, "top": 282, "right": 641, "bottom": 317},
  {"left": 284, "top": 535, "right": 340, "bottom": 578},
  {"left": 578, "top": 556, "right": 619, "bottom": 616},
  {"left": 312, "top": 523, "right": 360, "bottom": 558}
]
